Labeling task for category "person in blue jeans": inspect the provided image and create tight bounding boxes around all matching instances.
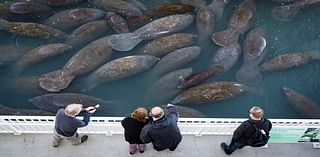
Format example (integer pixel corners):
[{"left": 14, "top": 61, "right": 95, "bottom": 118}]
[
  {"left": 52, "top": 103, "right": 97, "bottom": 147},
  {"left": 140, "top": 104, "right": 182, "bottom": 151},
  {"left": 220, "top": 106, "right": 272, "bottom": 155}
]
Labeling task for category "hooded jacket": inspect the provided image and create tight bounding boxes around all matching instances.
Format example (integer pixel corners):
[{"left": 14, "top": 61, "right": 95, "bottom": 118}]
[
  {"left": 140, "top": 105, "right": 182, "bottom": 150},
  {"left": 232, "top": 118, "right": 272, "bottom": 145}
]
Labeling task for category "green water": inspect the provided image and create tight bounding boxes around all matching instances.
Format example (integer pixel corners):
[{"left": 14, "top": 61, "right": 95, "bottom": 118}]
[{"left": 0, "top": 0, "right": 320, "bottom": 118}]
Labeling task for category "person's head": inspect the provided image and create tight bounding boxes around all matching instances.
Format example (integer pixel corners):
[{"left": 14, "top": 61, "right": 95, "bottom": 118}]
[
  {"left": 131, "top": 107, "right": 148, "bottom": 122},
  {"left": 150, "top": 106, "right": 164, "bottom": 121},
  {"left": 64, "top": 103, "right": 83, "bottom": 117},
  {"left": 249, "top": 106, "right": 264, "bottom": 120}
]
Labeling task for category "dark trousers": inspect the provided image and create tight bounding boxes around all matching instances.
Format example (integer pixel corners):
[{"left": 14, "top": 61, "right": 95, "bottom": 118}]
[
  {"left": 224, "top": 139, "right": 246, "bottom": 154},
  {"left": 153, "top": 144, "right": 178, "bottom": 151}
]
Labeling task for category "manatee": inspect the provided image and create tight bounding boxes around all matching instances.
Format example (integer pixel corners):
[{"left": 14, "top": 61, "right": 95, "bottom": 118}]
[
  {"left": 122, "top": 0, "right": 147, "bottom": 11},
  {"left": 207, "top": 0, "right": 228, "bottom": 20},
  {"left": 27, "top": 0, "right": 83, "bottom": 6},
  {"left": 107, "top": 14, "right": 194, "bottom": 51},
  {"left": 260, "top": 51, "right": 320, "bottom": 72},
  {"left": 272, "top": 0, "right": 320, "bottom": 22},
  {"left": 45, "top": 8, "right": 106, "bottom": 31},
  {"left": 93, "top": 0, "right": 142, "bottom": 17},
  {"left": 272, "top": 0, "right": 299, "bottom": 3},
  {"left": 127, "top": 15, "right": 154, "bottom": 28},
  {"left": 85, "top": 55, "right": 160, "bottom": 91},
  {"left": 0, "top": 3, "right": 10, "bottom": 18},
  {"left": 178, "top": 65, "right": 224, "bottom": 89},
  {"left": 0, "top": 44, "right": 31, "bottom": 64},
  {"left": 145, "top": 4, "right": 194, "bottom": 17},
  {"left": 0, "top": 104, "right": 54, "bottom": 116},
  {"left": 140, "top": 33, "right": 196, "bottom": 58},
  {"left": 11, "top": 76, "right": 47, "bottom": 95},
  {"left": 236, "top": 28, "right": 267, "bottom": 84},
  {"left": 152, "top": 46, "right": 201, "bottom": 76},
  {"left": 0, "top": 18, "right": 68, "bottom": 39},
  {"left": 145, "top": 68, "right": 193, "bottom": 104},
  {"left": 212, "top": 0, "right": 256, "bottom": 46},
  {"left": 180, "top": 0, "right": 206, "bottom": 10},
  {"left": 106, "top": 12, "right": 129, "bottom": 33},
  {"left": 39, "top": 37, "right": 113, "bottom": 92},
  {"left": 0, "top": 2, "right": 54, "bottom": 21},
  {"left": 65, "top": 20, "right": 109, "bottom": 49},
  {"left": 172, "top": 82, "right": 248, "bottom": 105},
  {"left": 196, "top": 6, "right": 214, "bottom": 42},
  {"left": 208, "top": 43, "right": 241, "bottom": 73},
  {"left": 161, "top": 105, "right": 207, "bottom": 118},
  {"left": 30, "top": 93, "right": 121, "bottom": 114},
  {"left": 282, "top": 87, "right": 320, "bottom": 118},
  {"left": 13, "top": 44, "right": 72, "bottom": 75}
]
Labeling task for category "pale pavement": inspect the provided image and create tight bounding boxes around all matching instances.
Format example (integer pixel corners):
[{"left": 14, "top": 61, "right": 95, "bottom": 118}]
[{"left": 0, "top": 134, "right": 319, "bottom": 157}]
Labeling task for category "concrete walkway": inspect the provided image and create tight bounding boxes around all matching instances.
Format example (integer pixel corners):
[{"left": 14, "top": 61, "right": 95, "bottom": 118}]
[{"left": 0, "top": 134, "right": 319, "bottom": 157}]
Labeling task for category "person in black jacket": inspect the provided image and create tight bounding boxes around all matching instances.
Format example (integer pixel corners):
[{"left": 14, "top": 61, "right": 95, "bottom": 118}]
[
  {"left": 121, "top": 107, "right": 148, "bottom": 155},
  {"left": 221, "top": 106, "right": 272, "bottom": 155},
  {"left": 52, "top": 103, "right": 97, "bottom": 147},
  {"left": 140, "top": 104, "right": 182, "bottom": 151}
]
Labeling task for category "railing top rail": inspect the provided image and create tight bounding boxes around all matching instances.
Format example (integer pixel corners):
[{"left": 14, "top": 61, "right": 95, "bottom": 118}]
[{"left": 0, "top": 116, "right": 319, "bottom": 124}]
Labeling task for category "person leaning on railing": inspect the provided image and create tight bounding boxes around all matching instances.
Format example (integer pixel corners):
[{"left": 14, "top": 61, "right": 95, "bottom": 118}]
[
  {"left": 220, "top": 106, "right": 272, "bottom": 155},
  {"left": 140, "top": 104, "right": 182, "bottom": 152},
  {"left": 52, "top": 103, "right": 98, "bottom": 147}
]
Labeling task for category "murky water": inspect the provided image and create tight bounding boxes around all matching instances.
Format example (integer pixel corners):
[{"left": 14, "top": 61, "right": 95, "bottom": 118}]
[{"left": 0, "top": 0, "right": 320, "bottom": 118}]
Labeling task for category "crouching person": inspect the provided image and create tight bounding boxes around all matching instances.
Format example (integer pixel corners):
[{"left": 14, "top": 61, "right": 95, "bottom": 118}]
[
  {"left": 52, "top": 103, "right": 97, "bottom": 147},
  {"left": 221, "top": 106, "right": 272, "bottom": 155},
  {"left": 140, "top": 104, "right": 182, "bottom": 152}
]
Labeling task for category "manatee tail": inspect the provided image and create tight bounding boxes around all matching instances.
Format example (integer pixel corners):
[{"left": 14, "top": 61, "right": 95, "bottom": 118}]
[
  {"left": 107, "top": 32, "right": 142, "bottom": 51},
  {"left": 271, "top": 3, "right": 300, "bottom": 22},
  {"left": 235, "top": 64, "right": 262, "bottom": 85},
  {"left": 38, "top": 69, "right": 75, "bottom": 92},
  {"left": 211, "top": 29, "right": 239, "bottom": 46}
]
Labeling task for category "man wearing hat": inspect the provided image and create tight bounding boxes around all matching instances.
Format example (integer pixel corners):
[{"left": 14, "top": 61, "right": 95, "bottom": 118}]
[
  {"left": 220, "top": 106, "right": 272, "bottom": 155},
  {"left": 140, "top": 104, "right": 182, "bottom": 151},
  {"left": 52, "top": 103, "right": 97, "bottom": 147}
]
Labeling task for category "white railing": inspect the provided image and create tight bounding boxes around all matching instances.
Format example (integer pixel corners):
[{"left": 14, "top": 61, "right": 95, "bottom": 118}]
[{"left": 0, "top": 116, "right": 319, "bottom": 136}]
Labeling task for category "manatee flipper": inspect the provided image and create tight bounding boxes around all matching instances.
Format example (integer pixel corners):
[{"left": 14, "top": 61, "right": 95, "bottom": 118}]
[
  {"left": 211, "top": 29, "right": 239, "bottom": 46},
  {"left": 107, "top": 32, "right": 142, "bottom": 51},
  {"left": 236, "top": 64, "right": 262, "bottom": 85},
  {"left": 39, "top": 69, "right": 75, "bottom": 92},
  {"left": 271, "top": 4, "right": 300, "bottom": 22}
]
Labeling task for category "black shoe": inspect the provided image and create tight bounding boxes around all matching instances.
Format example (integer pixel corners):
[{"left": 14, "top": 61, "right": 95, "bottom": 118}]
[
  {"left": 220, "top": 142, "right": 227, "bottom": 150},
  {"left": 80, "top": 135, "right": 88, "bottom": 143},
  {"left": 221, "top": 142, "right": 232, "bottom": 155},
  {"left": 129, "top": 151, "right": 135, "bottom": 155},
  {"left": 139, "top": 150, "right": 144, "bottom": 153}
]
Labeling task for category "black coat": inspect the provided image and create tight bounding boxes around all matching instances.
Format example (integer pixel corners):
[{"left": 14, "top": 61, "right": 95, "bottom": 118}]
[
  {"left": 121, "top": 117, "right": 147, "bottom": 144},
  {"left": 140, "top": 106, "right": 182, "bottom": 150},
  {"left": 232, "top": 118, "right": 272, "bottom": 145}
]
